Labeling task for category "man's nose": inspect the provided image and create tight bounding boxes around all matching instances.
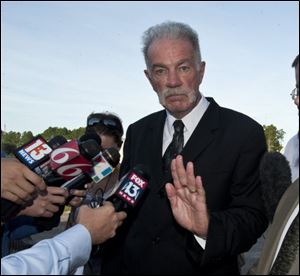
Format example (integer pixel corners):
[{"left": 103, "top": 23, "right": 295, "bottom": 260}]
[{"left": 166, "top": 70, "right": 182, "bottom": 88}]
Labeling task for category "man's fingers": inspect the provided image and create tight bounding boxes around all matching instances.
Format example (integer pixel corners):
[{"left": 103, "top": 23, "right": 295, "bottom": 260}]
[
  {"left": 70, "top": 189, "right": 87, "bottom": 197},
  {"left": 22, "top": 167, "right": 46, "bottom": 192},
  {"left": 196, "top": 176, "right": 206, "bottom": 202},
  {"left": 175, "top": 156, "right": 188, "bottom": 187},
  {"left": 116, "top": 211, "right": 127, "bottom": 221},
  {"left": 3, "top": 191, "right": 26, "bottom": 205},
  {"left": 7, "top": 183, "right": 34, "bottom": 203},
  {"left": 44, "top": 203, "right": 59, "bottom": 213},
  {"left": 47, "top": 186, "right": 69, "bottom": 197},
  {"left": 186, "top": 162, "right": 197, "bottom": 192}
]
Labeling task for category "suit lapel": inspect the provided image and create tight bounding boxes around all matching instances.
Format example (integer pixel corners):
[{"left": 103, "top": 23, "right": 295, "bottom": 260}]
[
  {"left": 147, "top": 110, "right": 166, "bottom": 188},
  {"left": 181, "top": 98, "right": 219, "bottom": 163}
]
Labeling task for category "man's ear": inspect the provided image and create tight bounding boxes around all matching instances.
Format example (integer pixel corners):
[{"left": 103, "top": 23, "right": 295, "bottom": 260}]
[
  {"left": 144, "top": 69, "right": 152, "bottom": 83},
  {"left": 198, "top": 61, "right": 206, "bottom": 84},
  {"left": 144, "top": 69, "right": 158, "bottom": 93}
]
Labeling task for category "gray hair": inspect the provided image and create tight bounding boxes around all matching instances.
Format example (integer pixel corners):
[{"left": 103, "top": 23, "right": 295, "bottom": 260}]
[{"left": 142, "top": 21, "right": 202, "bottom": 70}]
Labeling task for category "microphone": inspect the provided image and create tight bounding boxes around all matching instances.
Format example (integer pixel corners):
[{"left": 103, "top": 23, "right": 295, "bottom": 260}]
[
  {"left": 106, "top": 165, "right": 150, "bottom": 211},
  {"left": 61, "top": 147, "right": 120, "bottom": 192},
  {"left": 259, "top": 152, "right": 292, "bottom": 222},
  {"left": 50, "top": 135, "right": 101, "bottom": 181}
]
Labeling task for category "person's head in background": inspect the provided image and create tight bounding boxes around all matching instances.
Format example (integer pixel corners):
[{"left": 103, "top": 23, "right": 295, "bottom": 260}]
[
  {"left": 85, "top": 112, "right": 123, "bottom": 151},
  {"left": 291, "top": 54, "right": 299, "bottom": 109}
]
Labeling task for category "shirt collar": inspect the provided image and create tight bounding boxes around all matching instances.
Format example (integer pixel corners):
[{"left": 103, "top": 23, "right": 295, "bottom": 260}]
[{"left": 165, "top": 92, "right": 210, "bottom": 135}]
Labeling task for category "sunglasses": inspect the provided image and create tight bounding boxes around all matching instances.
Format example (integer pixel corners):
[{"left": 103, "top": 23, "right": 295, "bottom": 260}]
[{"left": 87, "top": 117, "right": 123, "bottom": 135}]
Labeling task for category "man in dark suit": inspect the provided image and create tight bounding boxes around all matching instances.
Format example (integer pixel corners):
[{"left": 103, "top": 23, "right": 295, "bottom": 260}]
[{"left": 101, "top": 21, "right": 268, "bottom": 275}]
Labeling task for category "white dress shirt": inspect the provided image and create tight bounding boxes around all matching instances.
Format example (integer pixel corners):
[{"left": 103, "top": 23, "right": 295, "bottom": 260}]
[
  {"left": 162, "top": 93, "right": 210, "bottom": 155},
  {"left": 284, "top": 133, "right": 299, "bottom": 182},
  {"left": 162, "top": 93, "right": 210, "bottom": 249},
  {"left": 1, "top": 224, "right": 91, "bottom": 275}
]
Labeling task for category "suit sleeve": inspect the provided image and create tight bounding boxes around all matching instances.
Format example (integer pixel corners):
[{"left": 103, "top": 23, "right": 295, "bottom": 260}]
[
  {"left": 119, "top": 124, "right": 133, "bottom": 179},
  {"left": 188, "top": 124, "right": 268, "bottom": 265},
  {"left": 1, "top": 224, "right": 91, "bottom": 275}
]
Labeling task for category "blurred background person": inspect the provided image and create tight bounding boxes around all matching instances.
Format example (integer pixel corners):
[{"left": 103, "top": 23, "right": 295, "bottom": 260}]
[
  {"left": 247, "top": 54, "right": 299, "bottom": 275},
  {"left": 66, "top": 111, "right": 124, "bottom": 275},
  {"left": 284, "top": 54, "right": 299, "bottom": 182}
]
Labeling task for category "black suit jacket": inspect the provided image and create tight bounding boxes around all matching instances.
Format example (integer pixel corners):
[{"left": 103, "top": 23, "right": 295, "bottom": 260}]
[{"left": 101, "top": 98, "right": 268, "bottom": 275}]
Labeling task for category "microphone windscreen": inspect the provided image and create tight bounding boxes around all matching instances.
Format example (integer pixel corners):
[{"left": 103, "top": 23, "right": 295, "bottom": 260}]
[
  {"left": 48, "top": 135, "right": 67, "bottom": 149},
  {"left": 102, "top": 147, "right": 120, "bottom": 167},
  {"left": 259, "top": 152, "right": 292, "bottom": 222},
  {"left": 80, "top": 140, "right": 101, "bottom": 160},
  {"left": 79, "top": 133, "right": 102, "bottom": 147}
]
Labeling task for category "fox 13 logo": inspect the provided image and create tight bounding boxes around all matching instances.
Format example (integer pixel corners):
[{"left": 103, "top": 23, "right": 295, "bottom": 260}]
[{"left": 117, "top": 172, "right": 148, "bottom": 207}]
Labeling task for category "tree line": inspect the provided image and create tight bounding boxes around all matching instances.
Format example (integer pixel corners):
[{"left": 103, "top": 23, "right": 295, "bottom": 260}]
[
  {"left": 1, "top": 127, "right": 85, "bottom": 156},
  {"left": 1, "top": 124, "right": 285, "bottom": 156}
]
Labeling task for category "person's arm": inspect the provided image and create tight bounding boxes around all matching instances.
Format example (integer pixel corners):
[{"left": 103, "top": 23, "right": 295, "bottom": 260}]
[
  {"left": 1, "top": 224, "right": 91, "bottom": 275},
  {"left": 166, "top": 126, "right": 268, "bottom": 264},
  {"left": 1, "top": 202, "right": 127, "bottom": 275}
]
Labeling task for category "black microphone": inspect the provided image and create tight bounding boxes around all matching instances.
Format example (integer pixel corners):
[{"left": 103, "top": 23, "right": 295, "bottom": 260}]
[
  {"left": 106, "top": 165, "right": 150, "bottom": 211},
  {"left": 260, "top": 152, "right": 292, "bottom": 222},
  {"left": 61, "top": 147, "right": 120, "bottom": 205},
  {"left": 79, "top": 133, "right": 102, "bottom": 148}
]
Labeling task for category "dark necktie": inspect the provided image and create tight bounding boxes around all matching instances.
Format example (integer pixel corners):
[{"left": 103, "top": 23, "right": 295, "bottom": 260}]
[
  {"left": 270, "top": 214, "right": 299, "bottom": 275},
  {"left": 162, "top": 120, "right": 184, "bottom": 173}
]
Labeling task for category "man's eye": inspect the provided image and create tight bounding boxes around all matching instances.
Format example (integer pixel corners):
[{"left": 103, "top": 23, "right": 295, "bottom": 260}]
[
  {"left": 179, "top": 66, "right": 190, "bottom": 72},
  {"left": 154, "top": 68, "right": 167, "bottom": 75}
]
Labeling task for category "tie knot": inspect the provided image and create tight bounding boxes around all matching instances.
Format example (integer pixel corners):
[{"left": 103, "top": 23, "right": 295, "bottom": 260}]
[{"left": 173, "top": 120, "right": 184, "bottom": 133}]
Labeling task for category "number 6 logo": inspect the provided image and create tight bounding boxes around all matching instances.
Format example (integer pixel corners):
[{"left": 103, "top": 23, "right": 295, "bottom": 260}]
[
  {"left": 51, "top": 147, "right": 79, "bottom": 164},
  {"left": 56, "top": 163, "right": 92, "bottom": 177}
]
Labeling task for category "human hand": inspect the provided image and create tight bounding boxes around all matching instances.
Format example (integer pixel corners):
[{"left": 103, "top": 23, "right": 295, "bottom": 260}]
[
  {"left": 67, "top": 188, "right": 87, "bottom": 207},
  {"left": 19, "top": 186, "right": 68, "bottom": 218},
  {"left": 165, "top": 155, "right": 209, "bottom": 238},
  {"left": 1, "top": 158, "right": 46, "bottom": 205},
  {"left": 76, "top": 202, "right": 127, "bottom": 245}
]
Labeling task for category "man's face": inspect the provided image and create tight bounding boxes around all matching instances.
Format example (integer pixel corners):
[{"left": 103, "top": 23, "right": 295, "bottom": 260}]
[
  {"left": 99, "top": 134, "right": 120, "bottom": 151},
  {"left": 145, "top": 38, "right": 205, "bottom": 118}
]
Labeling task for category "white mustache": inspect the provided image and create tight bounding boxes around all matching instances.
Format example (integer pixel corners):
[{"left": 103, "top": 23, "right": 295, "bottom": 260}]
[{"left": 162, "top": 88, "right": 188, "bottom": 98}]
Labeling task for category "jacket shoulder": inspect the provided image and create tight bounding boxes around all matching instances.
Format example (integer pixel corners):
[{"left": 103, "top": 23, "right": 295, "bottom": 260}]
[{"left": 130, "top": 110, "right": 166, "bottom": 129}]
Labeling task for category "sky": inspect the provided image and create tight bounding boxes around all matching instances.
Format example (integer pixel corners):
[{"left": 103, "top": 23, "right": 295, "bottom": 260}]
[{"left": 1, "top": 1, "right": 299, "bottom": 146}]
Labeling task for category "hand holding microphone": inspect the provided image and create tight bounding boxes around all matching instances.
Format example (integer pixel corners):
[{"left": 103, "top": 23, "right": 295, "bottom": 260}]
[
  {"left": 1, "top": 158, "right": 47, "bottom": 206},
  {"left": 76, "top": 202, "right": 127, "bottom": 245},
  {"left": 1, "top": 134, "right": 101, "bottom": 222}
]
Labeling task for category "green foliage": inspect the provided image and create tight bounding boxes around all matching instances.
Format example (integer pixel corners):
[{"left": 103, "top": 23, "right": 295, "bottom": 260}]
[
  {"left": 1, "top": 131, "right": 22, "bottom": 147},
  {"left": 1, "top": 143, "right": 17, "bottom": 156},
  {"left": 1, "top": 126, "right": 86, "bottom": 154},
  {"left": 20, "top": 131, "right": 34, "bottom": 146},
  {"left": 68, "top": 127, "right": 86, "bottom": 140},
  {"left": 263, "top": 124, "right": 285, "bottom": 152}
]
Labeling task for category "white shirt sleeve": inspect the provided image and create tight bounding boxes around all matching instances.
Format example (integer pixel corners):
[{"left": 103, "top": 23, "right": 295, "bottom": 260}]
[
  {"left": 284, "top": 134, "right": 299, "bottom": 182},
  {"left": 1, "top": 224, "right": 92, "bottom": 275}
]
